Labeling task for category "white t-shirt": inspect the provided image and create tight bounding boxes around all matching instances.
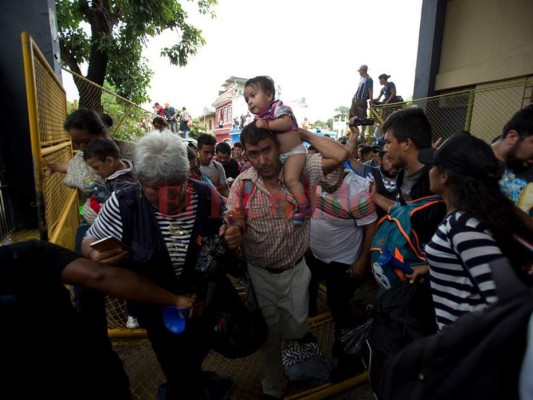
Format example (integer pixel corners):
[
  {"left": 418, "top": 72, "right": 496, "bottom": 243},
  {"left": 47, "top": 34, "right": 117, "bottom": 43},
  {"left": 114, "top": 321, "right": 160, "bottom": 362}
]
[{"left": 310, "top": 172, "right": 377, "bottom": 265}]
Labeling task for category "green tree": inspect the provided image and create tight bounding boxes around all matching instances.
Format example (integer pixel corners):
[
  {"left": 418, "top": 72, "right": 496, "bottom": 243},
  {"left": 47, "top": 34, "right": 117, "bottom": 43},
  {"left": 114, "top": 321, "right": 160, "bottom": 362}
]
[
  {"left": 334, "top": 106, "right": 350, "bottom": 118},
  {"left": 56, "top": 0, "right": 216, "bottom": 111}
]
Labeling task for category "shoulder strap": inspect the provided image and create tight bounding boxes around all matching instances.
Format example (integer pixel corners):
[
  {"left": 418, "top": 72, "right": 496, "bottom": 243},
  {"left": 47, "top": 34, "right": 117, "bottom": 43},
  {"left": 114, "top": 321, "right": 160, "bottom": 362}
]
[
  {"left": 489, "top": 257, "right": 529, "bottom": 302},
  {"left": 241, "top": 179, "right": 254, "bottom": 211},
  {"left": 344, "top": 160, "right": 357, "bottom": 174}
]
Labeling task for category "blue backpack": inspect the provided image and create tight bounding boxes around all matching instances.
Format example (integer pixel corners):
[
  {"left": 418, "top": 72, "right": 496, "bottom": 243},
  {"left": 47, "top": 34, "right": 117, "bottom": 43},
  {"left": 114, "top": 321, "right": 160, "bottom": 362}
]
[{"left": 370, "top": 195, "right": 444, "bottom": 289}]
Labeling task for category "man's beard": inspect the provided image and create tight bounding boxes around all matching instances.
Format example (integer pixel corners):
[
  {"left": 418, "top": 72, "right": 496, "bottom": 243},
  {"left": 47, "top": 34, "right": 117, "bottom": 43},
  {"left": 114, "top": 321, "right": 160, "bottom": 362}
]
[
  {"left": 380, "top": 166, "right": 398, "bottom": 178},
  {"left": 505, "top": 143, "right": 530, "bottom": 171}
]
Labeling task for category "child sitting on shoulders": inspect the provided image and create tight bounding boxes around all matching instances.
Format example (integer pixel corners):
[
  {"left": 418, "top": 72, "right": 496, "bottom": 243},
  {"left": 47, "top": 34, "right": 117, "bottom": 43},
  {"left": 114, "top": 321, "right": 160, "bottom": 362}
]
[{"left": 243, "top": 75, "right": 307, "bottom": 225}]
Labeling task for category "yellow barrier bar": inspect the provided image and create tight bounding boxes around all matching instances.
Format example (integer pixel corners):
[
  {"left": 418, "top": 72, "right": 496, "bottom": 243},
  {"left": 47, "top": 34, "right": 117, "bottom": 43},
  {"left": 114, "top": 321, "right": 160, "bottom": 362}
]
[
  {"left": 40, "top": 138, "right": 72, "bottom": 149},
  {"left": 47, "top": 191, "right": 77, "bottom": 243},
  {"left": 370, "top": 107, "right": 384, "bottom": 125},
  {"left": 464, "top": 90, "right": 475, "bottom": 131},
  {"left": 113, "top": 103, "right": 134, "bottom": 135},
  {"left": 21, "top": 32, "right": 47, "bottom": 240},
  {"left": 309, "top": 312, "right": 332, "bottom": 326},
  {"left": 41, "top": 141, "right": 72, "bottom": 157},
  {"left": 109, "top": 329, "right": 148, "bottom": 339},
  {"left": 283, "top": 372, "right": 369, "bottom": 400},
  {"left": 107, "top": 313, "right": 333, "bottom": 339}
]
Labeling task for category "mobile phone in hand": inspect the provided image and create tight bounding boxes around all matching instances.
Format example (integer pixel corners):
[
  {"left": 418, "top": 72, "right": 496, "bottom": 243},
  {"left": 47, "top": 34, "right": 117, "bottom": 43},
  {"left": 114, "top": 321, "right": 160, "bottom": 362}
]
[{"left": 89, "top": 236, "right": 128, "bottom": 252}]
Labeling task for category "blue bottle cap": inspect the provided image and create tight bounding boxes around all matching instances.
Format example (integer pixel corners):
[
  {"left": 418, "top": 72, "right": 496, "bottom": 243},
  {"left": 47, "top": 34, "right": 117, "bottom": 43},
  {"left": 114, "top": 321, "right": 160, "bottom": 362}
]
[
  {"left": 378, "top": 249, "right": 393, "bottom": 267},
  {"left": 163, "top": 306, "right": 189, "bottom": 334}
]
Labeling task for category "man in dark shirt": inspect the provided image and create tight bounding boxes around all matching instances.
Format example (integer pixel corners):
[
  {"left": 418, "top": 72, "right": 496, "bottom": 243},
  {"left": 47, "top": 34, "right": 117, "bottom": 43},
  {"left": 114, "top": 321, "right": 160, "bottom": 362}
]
[
  {"left": 0, "top": 240, "right": 194, "bottom": 400},
  {"left": 215, "top": 141, "right": 241, "bottom": 186},
  {"left": 492, "top": 104, "right": 533, "bottom": 217},
  {"left": 371, "top": 108, "right": 447, "bottom": 278},
  {"left": 163, "top": 103, "right": 178, "bottom": 133}
]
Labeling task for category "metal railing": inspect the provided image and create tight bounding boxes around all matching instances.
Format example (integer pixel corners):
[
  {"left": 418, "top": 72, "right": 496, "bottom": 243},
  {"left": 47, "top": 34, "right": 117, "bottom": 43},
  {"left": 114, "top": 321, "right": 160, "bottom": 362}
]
[
  {"left": 62, "top": 68, "right": 156, "bottom": 141},
  {"left": 370, "top": 81, "right": 532, "bottom": 143},
  {"left": 21, "top": 31, "right": 78, "bottom": 249}
]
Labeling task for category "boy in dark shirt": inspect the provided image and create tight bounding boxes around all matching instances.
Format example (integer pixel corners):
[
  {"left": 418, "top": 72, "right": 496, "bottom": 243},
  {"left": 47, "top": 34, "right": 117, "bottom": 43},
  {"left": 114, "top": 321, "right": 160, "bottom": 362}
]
[
  {"left": 215, "top": 141, "right": 241, "bottom": 186},
  {"left": 82, "top": 137, "right": 139, "bottom": 327},
  {"left": 83, "top": 137, "right": 138, "bottom": 208}
]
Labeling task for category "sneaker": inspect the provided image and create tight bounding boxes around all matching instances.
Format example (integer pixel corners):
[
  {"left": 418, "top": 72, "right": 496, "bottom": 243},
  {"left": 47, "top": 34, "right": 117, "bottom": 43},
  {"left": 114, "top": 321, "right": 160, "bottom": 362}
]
[{"left": 126, "top": 316, "right": 139, "bottom": 329}]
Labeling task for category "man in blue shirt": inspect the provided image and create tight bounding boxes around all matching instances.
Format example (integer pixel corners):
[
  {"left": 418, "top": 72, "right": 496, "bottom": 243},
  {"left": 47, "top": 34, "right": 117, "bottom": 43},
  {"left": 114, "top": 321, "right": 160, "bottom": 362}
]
[
  {"left": 349, "top": 64, "right": 374, "bottom": 134},
  {"left": 163, "top": 103, "right": 178, "bottom": 133}
]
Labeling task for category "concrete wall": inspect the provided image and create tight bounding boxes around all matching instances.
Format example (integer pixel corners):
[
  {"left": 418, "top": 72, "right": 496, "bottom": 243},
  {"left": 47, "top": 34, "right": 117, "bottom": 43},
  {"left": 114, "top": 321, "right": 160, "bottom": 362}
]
[{"left": 435, "top": 0, "right": 533, "bottom": 90}]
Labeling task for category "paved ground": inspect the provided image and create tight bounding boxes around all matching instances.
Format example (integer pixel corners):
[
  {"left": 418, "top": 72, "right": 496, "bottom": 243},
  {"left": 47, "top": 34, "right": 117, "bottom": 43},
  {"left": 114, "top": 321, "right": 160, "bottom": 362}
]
[{"left": 113, "top": 287, "right": 377, "bottom": 400}]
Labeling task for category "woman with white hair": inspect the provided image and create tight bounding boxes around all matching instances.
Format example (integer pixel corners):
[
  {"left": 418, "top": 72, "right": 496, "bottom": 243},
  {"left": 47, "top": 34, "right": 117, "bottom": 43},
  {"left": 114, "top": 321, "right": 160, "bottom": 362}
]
[{"left": 82, "top": 131, "right": 242, "bottom": 399}]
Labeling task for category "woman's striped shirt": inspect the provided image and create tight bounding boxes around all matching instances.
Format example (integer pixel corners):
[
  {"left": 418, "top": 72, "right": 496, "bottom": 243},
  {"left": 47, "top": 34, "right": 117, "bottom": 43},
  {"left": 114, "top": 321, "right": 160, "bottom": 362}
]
[
  {"left": 425, "top": 211, "right": 502, "bottom": 330},
  {"left": 85, "top": 190, "right": 198, "bottom": 279}
]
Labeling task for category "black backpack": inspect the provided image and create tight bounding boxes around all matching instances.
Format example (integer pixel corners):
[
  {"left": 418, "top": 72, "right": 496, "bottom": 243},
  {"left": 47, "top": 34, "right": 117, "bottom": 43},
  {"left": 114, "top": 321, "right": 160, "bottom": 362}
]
[
  {"left": 364, "top": 280, "right": 437, "bottom": 399},
  {"left": 381, "top": 257, "right": 533, "bottom": 400}
]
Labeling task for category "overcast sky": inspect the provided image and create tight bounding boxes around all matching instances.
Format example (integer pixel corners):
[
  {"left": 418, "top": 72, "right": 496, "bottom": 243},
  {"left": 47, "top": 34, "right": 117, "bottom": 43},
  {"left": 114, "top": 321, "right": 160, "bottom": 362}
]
[{"left": 65, "top": 0, "right": 424, "bottom": 122}]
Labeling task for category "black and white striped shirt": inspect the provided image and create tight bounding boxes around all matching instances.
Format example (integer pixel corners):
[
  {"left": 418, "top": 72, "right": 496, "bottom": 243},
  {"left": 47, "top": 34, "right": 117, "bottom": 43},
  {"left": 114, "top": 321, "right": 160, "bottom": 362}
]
[
  {"left": 85, "top": 190, "right": 198, "bottom": 279},
  {"left": 425, "top": 211, "right": 500, "bottom": 330}
]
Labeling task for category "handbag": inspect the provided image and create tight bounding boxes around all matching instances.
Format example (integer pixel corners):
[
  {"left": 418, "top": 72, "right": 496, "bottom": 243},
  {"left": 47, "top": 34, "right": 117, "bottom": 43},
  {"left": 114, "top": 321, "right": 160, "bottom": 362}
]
[
  {"left": 196, "top": 235, "right": 267, "bottom": 358},
  {"left": 209, "top": 271, "right": 267, "bottom": 358}
]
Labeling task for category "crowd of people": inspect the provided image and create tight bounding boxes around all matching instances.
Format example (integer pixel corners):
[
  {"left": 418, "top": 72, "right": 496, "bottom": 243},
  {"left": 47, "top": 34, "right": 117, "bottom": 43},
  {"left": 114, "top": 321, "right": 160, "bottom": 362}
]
[
  {"left": 350, "top": 64, "right": 404, "bottom": 132},
  {"left": 2, "top": 69, "right": 532, "bottom": 399},
  {"left": 153, "top": 102, "right": 192, "bottom": 138}
]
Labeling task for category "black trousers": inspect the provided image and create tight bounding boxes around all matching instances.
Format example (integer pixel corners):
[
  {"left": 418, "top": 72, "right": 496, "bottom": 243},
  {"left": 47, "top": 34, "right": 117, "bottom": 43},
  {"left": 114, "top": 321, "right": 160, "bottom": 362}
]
[
  {"left": 305, "top": 250, "right": 364, "bottom": 334},
  {"left": 139, "top": 304, "right": 213, "bottom": 399}
]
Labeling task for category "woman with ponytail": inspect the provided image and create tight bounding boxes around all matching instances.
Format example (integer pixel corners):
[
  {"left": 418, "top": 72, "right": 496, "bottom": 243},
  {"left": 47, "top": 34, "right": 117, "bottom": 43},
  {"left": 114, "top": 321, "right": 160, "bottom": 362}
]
[{"left": 417, "top": 132, "right": 532, "bottom": 330}]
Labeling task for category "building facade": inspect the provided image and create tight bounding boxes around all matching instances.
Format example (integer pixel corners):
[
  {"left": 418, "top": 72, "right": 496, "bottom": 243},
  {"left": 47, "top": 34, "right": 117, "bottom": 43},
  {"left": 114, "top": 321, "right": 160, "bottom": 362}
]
[{"left": 211, "top": 76, "right": 249, "bottom": 142}]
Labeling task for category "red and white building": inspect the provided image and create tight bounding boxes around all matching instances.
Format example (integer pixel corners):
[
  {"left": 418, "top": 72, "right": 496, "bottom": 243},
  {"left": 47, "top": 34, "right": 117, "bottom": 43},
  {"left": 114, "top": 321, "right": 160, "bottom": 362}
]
[{"left": 211, "top": 76, "right": 249, "bottom": 142}]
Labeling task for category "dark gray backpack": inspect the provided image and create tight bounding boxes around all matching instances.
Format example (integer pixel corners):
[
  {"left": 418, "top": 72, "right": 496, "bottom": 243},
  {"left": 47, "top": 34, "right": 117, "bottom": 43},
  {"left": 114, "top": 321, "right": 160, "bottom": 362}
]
[{"left": 381, "top": 257, "right": 532, "bottom": 400}]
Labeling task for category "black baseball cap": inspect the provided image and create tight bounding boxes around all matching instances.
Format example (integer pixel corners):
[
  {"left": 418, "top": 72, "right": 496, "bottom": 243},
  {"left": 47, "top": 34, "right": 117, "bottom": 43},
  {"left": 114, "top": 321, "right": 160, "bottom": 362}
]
[{"left": 418, "top": 133, "right": 502, "bottom": 178}]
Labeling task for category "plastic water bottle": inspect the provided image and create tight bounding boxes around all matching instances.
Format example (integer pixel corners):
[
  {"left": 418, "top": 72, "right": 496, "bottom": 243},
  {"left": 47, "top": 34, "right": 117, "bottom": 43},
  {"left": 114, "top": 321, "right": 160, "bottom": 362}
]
[
  {"left": 378, "top": 249, "right": 414, "bottom": 275},
  {"left": 163, "top": 306, "right": 189, "bottom": 334}
]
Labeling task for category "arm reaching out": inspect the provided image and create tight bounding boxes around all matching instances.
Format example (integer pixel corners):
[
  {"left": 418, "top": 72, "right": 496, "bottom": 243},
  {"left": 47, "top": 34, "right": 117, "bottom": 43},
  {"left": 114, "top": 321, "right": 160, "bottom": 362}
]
[
  {"left": 62, "top": 257, "right": 194, "bottom": 310},
  {"left": 298, "top": 128, "right": 349, "bottom": 175},
  {"left": 256, "top": 114, "right": 293, "bottom": 132}
]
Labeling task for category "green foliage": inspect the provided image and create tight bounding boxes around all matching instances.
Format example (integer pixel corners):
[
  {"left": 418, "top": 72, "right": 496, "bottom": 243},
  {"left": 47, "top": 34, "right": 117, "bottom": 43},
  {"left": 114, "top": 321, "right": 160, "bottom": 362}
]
[
  {"left": 187, "top": 120, "right": 203, "bottom": 139},
  {"left": 335, "top": 106, "right": 350, "bottom": 117},
  {"left": 100, "top": 83, "right": 148, "bottom": 141},
  {"left": 56, "top": 0, "right": 217, "bottom": 105},
  {"left": 313, "top": 120, "right": 329, "bottom": 129}
]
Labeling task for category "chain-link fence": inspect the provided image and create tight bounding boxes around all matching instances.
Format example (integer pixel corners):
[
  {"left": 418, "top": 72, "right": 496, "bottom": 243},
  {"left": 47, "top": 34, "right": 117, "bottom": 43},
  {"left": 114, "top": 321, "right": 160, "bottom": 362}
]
[
  {"left": 371, "top": 81, "right": 532, "bottom": 143},
  {"left": 63, "top": 68, "right": 156, "bottom": 142}
]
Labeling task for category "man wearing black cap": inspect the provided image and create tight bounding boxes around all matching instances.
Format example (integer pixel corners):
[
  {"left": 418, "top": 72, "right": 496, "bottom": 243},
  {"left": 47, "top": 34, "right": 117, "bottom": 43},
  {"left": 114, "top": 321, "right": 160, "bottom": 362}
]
[
  {"left": 417, "top": 132, "right": 532, "bottom": 329},
  {"left": 349, "top": 64, "right": 373, "bottom": 133}
]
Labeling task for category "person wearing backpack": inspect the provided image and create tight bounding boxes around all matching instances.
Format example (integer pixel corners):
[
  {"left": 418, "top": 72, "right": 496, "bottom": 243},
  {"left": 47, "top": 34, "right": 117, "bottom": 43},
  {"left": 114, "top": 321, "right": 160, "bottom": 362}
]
[
  {"left": 365, "top": 108, "right": 447, "bottom": 398},
  {"left": 179, "top": 106, "right": 192, "bottom": 138},
  {"left": 378, "top": 134, "right": 533, "bottom": 400},
  {"left": 418, "top": 132, "right": 532, "bottom": 329},
  {"left": 370, "top": 107, "right": 447, "bottom": 282}
]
